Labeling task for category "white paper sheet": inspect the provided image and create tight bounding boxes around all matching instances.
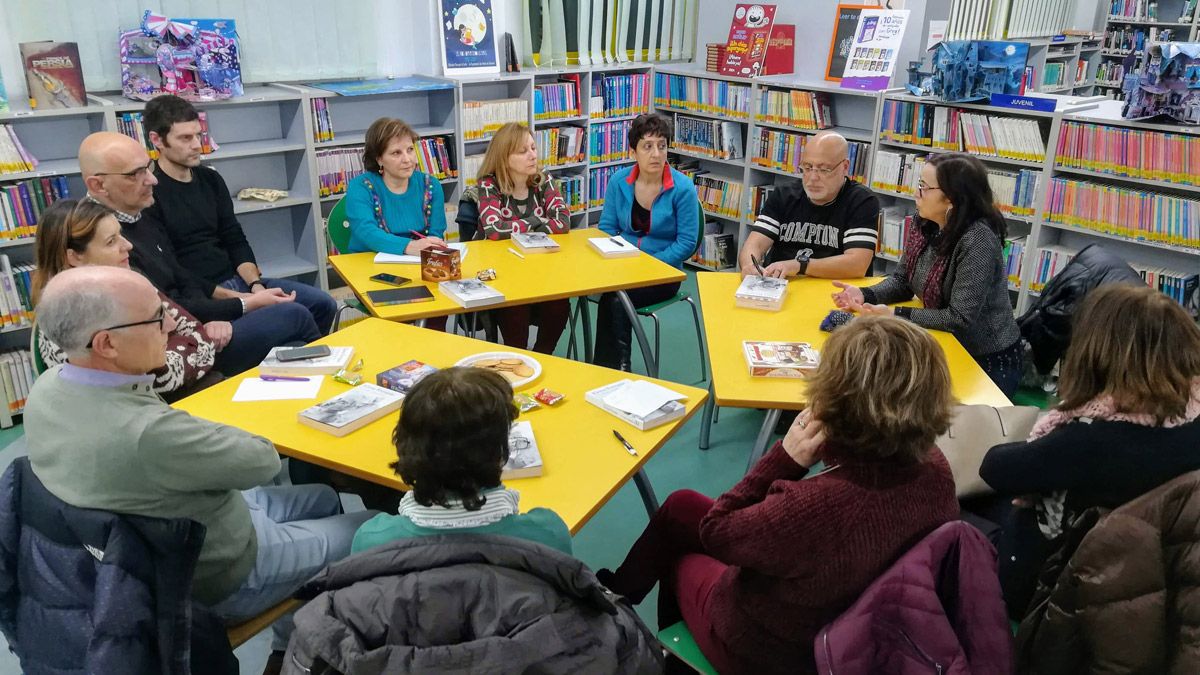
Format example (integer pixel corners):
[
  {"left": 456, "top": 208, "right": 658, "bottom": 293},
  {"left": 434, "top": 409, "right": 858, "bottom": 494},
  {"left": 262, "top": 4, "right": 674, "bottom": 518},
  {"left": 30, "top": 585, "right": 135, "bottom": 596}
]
[
  {"left": 603, "top": 380, "right": 687, "bottom": 418},
  {"left": 233, "top": 376, "right": 325, "bottom": 402},
  {"left": 373, "top": 242, "right": 468, "bottom": 265}
]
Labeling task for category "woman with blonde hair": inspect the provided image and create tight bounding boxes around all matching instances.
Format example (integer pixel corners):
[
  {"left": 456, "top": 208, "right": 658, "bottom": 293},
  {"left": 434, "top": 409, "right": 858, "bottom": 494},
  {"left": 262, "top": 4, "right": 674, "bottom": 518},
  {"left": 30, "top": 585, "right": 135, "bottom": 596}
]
[
  {"left": 981, "top": 283, "right": 1200, "bottom": 615},
  {"left": 467, "top": 122, "right": 571, "bottom": 353},
  {"left": 33, "top": 199, "right": 218, "bottom": 400},
  {"left": 600, "top": 315, "right": 959, "bottom": 674}
]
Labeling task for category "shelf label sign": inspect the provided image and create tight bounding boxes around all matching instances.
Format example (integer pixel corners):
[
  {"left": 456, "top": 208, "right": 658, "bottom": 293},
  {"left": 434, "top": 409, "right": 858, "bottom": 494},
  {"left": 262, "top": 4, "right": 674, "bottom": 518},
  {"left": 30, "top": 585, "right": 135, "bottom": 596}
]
[{"left": 990, "top": 93, "right": 1057, "bottom": 113}]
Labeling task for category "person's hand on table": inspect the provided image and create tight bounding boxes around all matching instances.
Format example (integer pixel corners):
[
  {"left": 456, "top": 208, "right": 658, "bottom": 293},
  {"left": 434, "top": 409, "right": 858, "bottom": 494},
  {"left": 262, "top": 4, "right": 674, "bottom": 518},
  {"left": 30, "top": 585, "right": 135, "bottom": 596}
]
[
  {"left": 763, "top": 260, "right": 800, "bottom": 278},
  {"left": 404, "top": 237, "right": 448, "bottom": 255},
  {"left": 851, "top": 302, "right": 894, "bottom": 317},
  {"left": 830, "top": 281, "right": 864, "bottom": 309},
  {"left": 202, "top": 321, "right": 233, "bottom": 350},
  {"left": 782, "top": 410, "right": 826, "bottom": 468}
]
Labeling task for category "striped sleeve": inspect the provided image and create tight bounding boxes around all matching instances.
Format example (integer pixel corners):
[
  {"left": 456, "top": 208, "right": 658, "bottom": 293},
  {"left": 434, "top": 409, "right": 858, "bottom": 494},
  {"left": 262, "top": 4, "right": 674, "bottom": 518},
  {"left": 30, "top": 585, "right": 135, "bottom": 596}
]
[{"left": 839, "top": 191, "right": 881, "bottom": 251}]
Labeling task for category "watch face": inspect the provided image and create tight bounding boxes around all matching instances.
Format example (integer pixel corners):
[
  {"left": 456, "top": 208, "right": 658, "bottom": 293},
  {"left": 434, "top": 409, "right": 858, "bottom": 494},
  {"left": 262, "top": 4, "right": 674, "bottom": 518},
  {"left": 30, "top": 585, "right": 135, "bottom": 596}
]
[{"left": 795, "top": 247, "right": 813, "bottom": 263}]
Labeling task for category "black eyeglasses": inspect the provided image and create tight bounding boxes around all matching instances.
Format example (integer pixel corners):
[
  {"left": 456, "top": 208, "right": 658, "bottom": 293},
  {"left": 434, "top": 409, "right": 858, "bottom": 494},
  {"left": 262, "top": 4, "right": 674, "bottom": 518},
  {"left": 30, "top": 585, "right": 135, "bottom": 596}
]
[
  {"left": 88, "top": 304, "right": 166, "bottom": 348},
  {"left": 95, "top": 160, "right": 156, "bottom": 180}
]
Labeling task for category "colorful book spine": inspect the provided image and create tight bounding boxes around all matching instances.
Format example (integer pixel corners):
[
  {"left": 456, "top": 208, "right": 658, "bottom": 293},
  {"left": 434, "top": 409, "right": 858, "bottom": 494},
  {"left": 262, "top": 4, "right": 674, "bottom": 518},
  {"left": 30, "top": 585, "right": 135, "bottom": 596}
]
[
  {"left": 590, "top": 73, "right": 651, "bottom": 119},
  {"left": 0, "top": 176, "right": 69, "bottom": 239},
  {"left": 674, "top": 116, "right": 745, "bottom": 160},
  {"left": 534, "top": 81, "right": 581, "bottom": 120},
  {"left": 752, "top": 129, "right": 869, "bottom": 183},
  {"left": 553, "top": 174, "right": 586, "bottom": 213},
  {"left": 0, "top": 125, "right": 37, "bottom": 175},
  {"left": 879, "top": 100, "right": 1046, "bottom": 161},
  {"left": 462, "top": 99, "right": 528, "bottom": 140},
  {"left": 653, "top": 73, "right": 751, "bottom": 119},
  {"left": 589, "top": 119, "right": 633, "bottom": 163},
  {"left": 536, "top": 126, "right": 586, "bottom": 166},
  {"left": 311, "top": 98, "right": 335, "bottom": 143},
  {"left": 1045, "top": 176, "right": 1200, "bottom": 250},
  {"left": 0, "top": 349, "right": 36, "bottom": 415},
  {"left": 1056, "top": 120, "right": 1200, "bottom": 188},
  {"left": 1030, "top": 245, "right": 1078, "bottom": 292},
  {"left": 748, "top": 184, "right": 776, "bottom": 221},
  {"left": 315, "top": 147, "right": 365, "bottom": 198},
  {"left": 1004, "top": 236, "right": 1026, "bottom": 289},
  {"left": 1130, "top": 262, "right": 1200, "bottom": 318},
  {"left": 755, "top": 88, "right": 833, "bottom": 130},
  {"left": 588, "top": 164, "right": 627, "bottom": 208},
  {"left": 674, "top": 163, "right": 744, "bottom": 218}
]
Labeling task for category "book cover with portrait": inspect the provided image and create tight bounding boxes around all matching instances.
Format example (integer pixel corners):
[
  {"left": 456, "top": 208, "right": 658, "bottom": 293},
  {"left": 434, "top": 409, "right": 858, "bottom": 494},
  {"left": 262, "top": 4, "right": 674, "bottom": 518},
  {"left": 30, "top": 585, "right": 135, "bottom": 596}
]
[{"left": 440, "top": 0, "right": 500, "bottom": 75}]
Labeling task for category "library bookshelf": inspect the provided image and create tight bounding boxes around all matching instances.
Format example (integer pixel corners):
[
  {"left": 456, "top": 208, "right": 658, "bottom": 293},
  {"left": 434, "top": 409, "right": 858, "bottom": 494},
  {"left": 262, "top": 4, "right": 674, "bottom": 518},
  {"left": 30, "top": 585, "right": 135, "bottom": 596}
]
[{"left": 1098, "top": 0, "right": 1200, "bottom": 99}]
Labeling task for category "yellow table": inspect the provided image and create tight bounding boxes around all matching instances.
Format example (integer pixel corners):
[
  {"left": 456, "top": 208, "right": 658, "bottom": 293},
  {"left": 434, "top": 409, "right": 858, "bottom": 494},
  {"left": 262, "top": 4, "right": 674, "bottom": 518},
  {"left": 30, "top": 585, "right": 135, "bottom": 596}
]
[
  {"left": 174, "top": 318, "right": 708, "bottom": 533},
  {"left": 695, "top": 272, "right": 1012, "bottom": 469},
  {"left": 329, "top": 230, "right": 687, "bottom": 375}
]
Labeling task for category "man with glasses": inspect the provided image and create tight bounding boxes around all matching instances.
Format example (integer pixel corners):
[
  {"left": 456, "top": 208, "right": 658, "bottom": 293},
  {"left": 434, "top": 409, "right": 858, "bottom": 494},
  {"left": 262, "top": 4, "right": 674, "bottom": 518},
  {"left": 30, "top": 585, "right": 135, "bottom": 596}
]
[
  {"left": 79, "top": 131, "right": 321, "bottom": 375},
  {"left": 23, "top": 266, "right": 374, "bottom": 669},
  {"left": 738, "top": 131, "right": 879, "bottom": 279}
]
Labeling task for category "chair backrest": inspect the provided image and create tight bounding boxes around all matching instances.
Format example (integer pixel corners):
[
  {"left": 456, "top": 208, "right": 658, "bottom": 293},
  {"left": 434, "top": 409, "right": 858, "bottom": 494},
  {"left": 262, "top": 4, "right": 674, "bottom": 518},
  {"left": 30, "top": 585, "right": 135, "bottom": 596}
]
[
  {"left": 456, "top": 191, "right": 481, "bottom": 242},
  {"left": 29, "top": 323, "right": 47, "bottom": 376},
  {"left": 690, "top": 198, "right": 704, "bottom": 258},
  {"left": 325, "top": 197, "right": 351, "bottom": 255}
]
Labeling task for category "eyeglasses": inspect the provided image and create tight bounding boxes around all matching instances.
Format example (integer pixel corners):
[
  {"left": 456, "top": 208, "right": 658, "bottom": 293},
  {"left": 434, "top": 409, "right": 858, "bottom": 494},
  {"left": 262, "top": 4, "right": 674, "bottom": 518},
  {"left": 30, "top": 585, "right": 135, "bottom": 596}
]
[
  {"left": 95, "top": 160, "right": 156, "bottom": 180},
  {"left": 917, "top": 181, "right": 943, "bottom": 197},
  {"left": 799, "top": 162, "right": 845, "bottom": 177},
  {"left": 88, "top": 304, "right": 166, "bottom": 348}
]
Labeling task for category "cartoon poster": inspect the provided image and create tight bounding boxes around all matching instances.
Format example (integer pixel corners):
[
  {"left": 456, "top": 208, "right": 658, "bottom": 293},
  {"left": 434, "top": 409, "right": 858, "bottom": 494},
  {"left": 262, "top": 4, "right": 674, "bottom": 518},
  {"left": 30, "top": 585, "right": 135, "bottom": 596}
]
[
  {"left": 840, "top": 9, "right": 910, "bottom": 91},
  {"left": 440, "top": 0, "right": 500, "bottom": 75},
  {"left": 719, "top": 4, "right": 777, "bottom": 77}
]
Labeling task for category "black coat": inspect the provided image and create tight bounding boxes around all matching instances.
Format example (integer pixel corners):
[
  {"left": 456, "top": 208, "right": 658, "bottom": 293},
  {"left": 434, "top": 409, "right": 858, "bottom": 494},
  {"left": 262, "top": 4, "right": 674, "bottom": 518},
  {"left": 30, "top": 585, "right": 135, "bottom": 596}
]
[
  {"left": 0, "top": 457, "right": 236, "bottom": 675},
  {"left": 1016, "top": 244, "right": 1142, "bottom": 374}
]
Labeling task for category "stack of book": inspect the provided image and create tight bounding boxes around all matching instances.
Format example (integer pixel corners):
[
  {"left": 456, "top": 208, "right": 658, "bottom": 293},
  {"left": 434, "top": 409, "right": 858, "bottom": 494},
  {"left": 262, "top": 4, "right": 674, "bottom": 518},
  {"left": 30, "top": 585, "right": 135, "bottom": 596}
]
[
  {"left": 589, "top": 164, "right": 626, "bottom": 208},
  {"left": 677, "top": 167, "right": 744, "bottom": 218},
  {"left": 310, "top": 98, "right": 334, "bottom": 142},
  {"left": 1, "top": 176, "right": 70, "bottom": 239},
  {"left": 0, "top": 349, "right": 36, "bottom": 416},
  {"left": 693, "top": 227, "right": 736, "bottom": 270},
  {"left": 0, "top": 254, "right": 34, "bottom": 328},
  {"left": 674, "top": 116, "right": 744, "bottom": 160},
  {"left": 0, "top": 125, "right": 36, "bottom": 175},
  {"left": 414, "top": 136, "right": 457, "bottom": 180},
  {"left": 877, "top": 206, "right": 914, "bottom": 260},
  {"left": 115, "top": 112, "right": 155, "bottom": 157},
  {"left": 590, "top": 74, "right": 651, "bottom": 119},
  {"left": 585, "top": 379, "right": 687, "bottom": 431},
  {"left": 1004, "top": 236, "right": 1026, "bottom": 289},
  {"left": 535, "top": 126, "right": 585, "bottom": 167},
  {"left": 755, "top": 89, "right": 833, "bottom": 130},
  {"left": 653, "top": 73, "right": 751, "bottom": 119},
  {"left": 1030, "top": 245, "right": 1077, "bottom": 291},
  {"left": 1130, "top": 263, "right": 1200, "bottom": 317},
  {"left": 462, "top": 98, "right": 528, "bottom": 140},
  {"left": 534, "top": 80, "right": 581, "bottom": 120},
  {"left": 871, "top": 150, "right": 927, "bottom": 195},
  {"left": 748, "top": 185, "right": 776, "bottom": 221},
  {"left": 1043, "top": 63, "right": 1068, "bottom": 89},
  {"left": 1095, "top": 61, "right": 1125, "bottom": 86},
  {"left": 589, "top": 119, "right": 633, "bottom": 163},
  {"left": 1056, "top": 121, "right": 1200, "bottom": 188},
  {"left": 705, "top": 44, "right": 727, "bottom": 73},
  {"left": 986, "top": 169, "right": 1040, "bottom": 218},
  {"left": 753, "top": 130, "right": 869, "bottom": 182},
  {"left": 315, "top": 147, "right": 365, "bottom": 197},
  {"left": 945, "top": 0, "right": 1073, "bottom": 40},
  {"left": 1044, "top": 177, "right": 1200, "bottom": 250},
  {"left": 463, "top": 153, "right": 485, "bottom": 187},
  {"left": 554, "top": 174, "right": 585, "bottom": 213},
  {"left": 880, "top": 100, "right": 1047, "bottom": 161}
]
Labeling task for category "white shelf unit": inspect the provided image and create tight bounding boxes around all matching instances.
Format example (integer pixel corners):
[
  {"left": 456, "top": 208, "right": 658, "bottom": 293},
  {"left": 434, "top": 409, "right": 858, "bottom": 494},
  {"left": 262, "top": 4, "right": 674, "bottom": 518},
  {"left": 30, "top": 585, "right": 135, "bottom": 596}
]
[
  {"left": 1022, "top": 36, "right": 1106, "bottom": 97},
  {"left": 582, "top": 64, "right": 656, "bottom": 225},
  {"left": 1100, "top": 0, "right": 1200, "bottom": 99}
]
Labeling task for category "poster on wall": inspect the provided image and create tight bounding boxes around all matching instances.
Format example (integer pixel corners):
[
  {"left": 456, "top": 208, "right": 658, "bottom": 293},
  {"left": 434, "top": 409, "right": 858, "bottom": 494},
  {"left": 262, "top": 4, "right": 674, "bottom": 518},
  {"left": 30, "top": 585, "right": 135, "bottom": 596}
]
[
  {"left": 839, "top": 9, "right": 910, "bottom": 91},
  {"left": 719, "top": 4, "right": 777, "bottom": 77},
  {"left": 440, "top": 0, "right": 500, "bottom": 75}
]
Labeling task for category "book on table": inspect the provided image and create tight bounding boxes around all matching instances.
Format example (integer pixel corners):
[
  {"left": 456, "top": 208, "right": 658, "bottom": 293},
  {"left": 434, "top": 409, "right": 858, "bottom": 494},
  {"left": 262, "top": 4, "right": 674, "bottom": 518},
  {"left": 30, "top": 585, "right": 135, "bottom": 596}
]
[
  {"left": 373, "top": 242, "right": 468, "bottom": 264},
  {"left": 298, "top": 383, "right": 404, "bottom": 437},
  {"left": 743, "top": 341, "right": 820, "bottom": 378},
  {"left": 439, "top": 279, "right": 505, "bottom": 308},
  {"left": 511, "top": 231, "right": 561, "bottom": 253},
  {"left": 366, "top": 286, "right": 435, "bottom": 306},
  {"left": 735, "top": 275, "right": 788, "bottom": 311},
  {"left": 585, "top": 379, "right": 688, "bottom": 431},
  {"left": 588, "top": 236, "right": 640, "bottom": 258},
  {"left": 259, "top": 346, "right": 355, "bottom": 376},
  {"left": 503, "top": 421, "right": 543, "bottom": 479},
  {"left": 376, "top": 359, "right": 438, "bottom": 396}
]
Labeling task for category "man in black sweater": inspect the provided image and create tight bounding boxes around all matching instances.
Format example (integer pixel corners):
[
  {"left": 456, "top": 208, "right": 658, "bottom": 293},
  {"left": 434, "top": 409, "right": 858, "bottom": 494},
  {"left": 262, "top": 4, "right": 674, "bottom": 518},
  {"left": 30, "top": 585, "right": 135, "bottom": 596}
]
[
  {"left": 79, "top": 131, "right": 321, "bottom": 375},
  {"left": 142, "top": 95, "right": 337, "bottom": 335}
]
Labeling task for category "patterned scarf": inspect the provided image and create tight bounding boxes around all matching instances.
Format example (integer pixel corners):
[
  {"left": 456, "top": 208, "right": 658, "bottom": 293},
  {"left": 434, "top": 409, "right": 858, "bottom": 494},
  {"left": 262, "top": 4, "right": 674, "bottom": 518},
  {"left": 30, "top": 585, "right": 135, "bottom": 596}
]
[
  {"left": 1031, "top": 377, "right": 1200, "bottom": 538},
  {"left": 396, "top": 486, "right": 521, "bottom": 529},
  {"left": 903, "top": 221, "right": 951, "bottom": 310}
]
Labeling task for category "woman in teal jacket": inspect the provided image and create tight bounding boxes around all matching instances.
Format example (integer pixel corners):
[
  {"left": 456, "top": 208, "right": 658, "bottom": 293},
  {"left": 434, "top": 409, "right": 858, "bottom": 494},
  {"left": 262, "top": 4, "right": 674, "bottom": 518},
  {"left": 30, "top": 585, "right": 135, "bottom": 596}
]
[{"left": 595, "top": 113, "right": 699, "bottom": 370}]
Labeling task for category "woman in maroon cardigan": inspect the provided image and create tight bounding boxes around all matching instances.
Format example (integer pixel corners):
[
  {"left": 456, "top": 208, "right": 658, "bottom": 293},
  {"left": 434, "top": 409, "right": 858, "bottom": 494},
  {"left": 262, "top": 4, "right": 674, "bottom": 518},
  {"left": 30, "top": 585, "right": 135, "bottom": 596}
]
[{"left": 601, "top": 316, "right": 960, "bottom": 674}]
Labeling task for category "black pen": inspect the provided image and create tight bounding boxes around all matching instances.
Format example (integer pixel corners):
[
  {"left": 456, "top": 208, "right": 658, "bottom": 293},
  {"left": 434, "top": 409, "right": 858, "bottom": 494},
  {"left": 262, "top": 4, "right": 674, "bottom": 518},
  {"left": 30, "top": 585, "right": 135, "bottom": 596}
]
[
  {"left": 612, "top": 429, "right": 638, "bottom": 456},
  {"left": 750, "top": 253, "right": 767, "bottom": 278},
  {"left": 609, "top": 236, "right": 627, "bottom": 248}
]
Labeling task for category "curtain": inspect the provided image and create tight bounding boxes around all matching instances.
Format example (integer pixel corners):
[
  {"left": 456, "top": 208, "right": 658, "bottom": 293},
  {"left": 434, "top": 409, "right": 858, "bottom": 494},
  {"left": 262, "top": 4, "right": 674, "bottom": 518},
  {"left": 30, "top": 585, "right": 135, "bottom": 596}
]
[{"left": 522, "top": 0, "right": 695, "bottom": 66}]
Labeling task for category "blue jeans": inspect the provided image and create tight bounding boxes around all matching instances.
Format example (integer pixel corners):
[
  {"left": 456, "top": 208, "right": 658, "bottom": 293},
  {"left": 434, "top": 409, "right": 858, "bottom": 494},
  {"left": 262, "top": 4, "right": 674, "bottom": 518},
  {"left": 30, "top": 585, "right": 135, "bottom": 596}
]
[
  {"left": 210, "top": 485, "right": 376, "bottom": 650},
  {"left": 220, "top": 276, "right": 337, "bottom": 334},
  {"left": 217, "top": 301, "right": 323, "bottom": 376}
]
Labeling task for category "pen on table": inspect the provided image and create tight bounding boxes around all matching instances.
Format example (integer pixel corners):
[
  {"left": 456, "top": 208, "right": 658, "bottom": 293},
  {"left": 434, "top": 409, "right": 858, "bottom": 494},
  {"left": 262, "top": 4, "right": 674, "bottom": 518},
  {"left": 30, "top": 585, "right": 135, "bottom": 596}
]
[
  {"left": 411, "top": 230, "right": 452, "bottom": 251},
  {"left": 609, "top": 236, "right": 627, "bottom": 248},
  {"left": 750, "top": 253, "right": 767, "bottom": 279},
  {"left": 260, "top": 375, "right": 310, "bottom": 382},
  {"left": 612, "top": 429, "right": 638, "bottom": 457},
  {"left": 507, "top": 247, "right": 526, "bottom": 259}
]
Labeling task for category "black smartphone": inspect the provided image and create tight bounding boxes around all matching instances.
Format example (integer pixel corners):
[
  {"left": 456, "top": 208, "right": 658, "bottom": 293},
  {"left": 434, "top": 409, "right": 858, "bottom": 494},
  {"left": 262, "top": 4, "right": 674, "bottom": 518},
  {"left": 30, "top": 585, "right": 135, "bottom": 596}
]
[
  {"left": 276, "top": 345, "right": 332, "bottom": 362},
  {"left": 370, "top": 273, "right": 411, "bottom": 287}
]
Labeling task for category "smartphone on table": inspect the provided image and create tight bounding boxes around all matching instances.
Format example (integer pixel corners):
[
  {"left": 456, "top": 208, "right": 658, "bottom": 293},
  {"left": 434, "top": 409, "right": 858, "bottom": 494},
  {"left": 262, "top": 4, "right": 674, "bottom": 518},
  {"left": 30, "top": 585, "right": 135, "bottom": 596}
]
[
  {"left": 275, "top": 345, "right": 332, "bottom": 362},
  {"left": 370, "top": 273, "right": 411, "bottom": 287}
]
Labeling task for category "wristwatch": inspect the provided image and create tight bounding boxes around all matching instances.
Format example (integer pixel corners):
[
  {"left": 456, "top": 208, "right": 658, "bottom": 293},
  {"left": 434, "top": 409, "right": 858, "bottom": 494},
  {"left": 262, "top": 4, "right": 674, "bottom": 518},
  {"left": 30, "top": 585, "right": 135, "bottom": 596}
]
[
  {"left": 794, "top": 250, "right": 811, "bottom": 276},
  {"left": 248, "top": 277, "right": 265, "bottom": 290}
]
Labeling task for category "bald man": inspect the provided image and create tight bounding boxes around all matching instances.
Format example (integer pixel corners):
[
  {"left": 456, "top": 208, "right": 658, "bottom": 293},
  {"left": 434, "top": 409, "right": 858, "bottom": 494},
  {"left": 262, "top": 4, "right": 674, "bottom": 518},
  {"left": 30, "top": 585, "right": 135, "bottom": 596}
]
[
  {"left": 25, "top": 265, "right": 373, "bottom": 660},
  {"left": 738, "top": 132, "right": 880, "bottom": 279},
  {"left": 80, "top": 131, "right": 321, "bottom": 375}
]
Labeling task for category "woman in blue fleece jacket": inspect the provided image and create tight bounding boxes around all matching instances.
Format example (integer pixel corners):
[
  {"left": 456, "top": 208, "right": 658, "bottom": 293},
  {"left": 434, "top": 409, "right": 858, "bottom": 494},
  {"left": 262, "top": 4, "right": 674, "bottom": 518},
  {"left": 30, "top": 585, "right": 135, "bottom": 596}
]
[{"left": 595, "top": 113, "right": 699, "bottom": 370}]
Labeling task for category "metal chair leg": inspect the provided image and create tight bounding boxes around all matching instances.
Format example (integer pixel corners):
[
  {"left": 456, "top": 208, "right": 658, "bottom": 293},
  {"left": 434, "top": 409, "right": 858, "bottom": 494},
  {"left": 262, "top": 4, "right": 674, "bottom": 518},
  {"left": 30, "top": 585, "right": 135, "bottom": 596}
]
[
  {"left": 682, "top": 295, "right": 708, "bottom": 382},
  {"left": 332, "top": 304, "right": 352, "bottom": 332},
  {"left": 648, "top": 312, "right": 661, "bottom": 377}
]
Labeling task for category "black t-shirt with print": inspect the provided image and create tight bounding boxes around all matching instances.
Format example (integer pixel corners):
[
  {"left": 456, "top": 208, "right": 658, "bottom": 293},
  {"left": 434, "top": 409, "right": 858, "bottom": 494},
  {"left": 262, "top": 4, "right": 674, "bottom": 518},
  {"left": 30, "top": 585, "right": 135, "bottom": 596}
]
[{"left": 749, "top": 179, "right": 880, "bottom": 265}]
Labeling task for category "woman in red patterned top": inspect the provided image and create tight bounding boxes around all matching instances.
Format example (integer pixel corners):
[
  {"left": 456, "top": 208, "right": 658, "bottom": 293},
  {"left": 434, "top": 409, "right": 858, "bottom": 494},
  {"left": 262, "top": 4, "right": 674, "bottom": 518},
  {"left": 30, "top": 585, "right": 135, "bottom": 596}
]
[
  {"left": 33, "top": 199, "right": 219, "bottom": 401},
  {"left": 467, "top": 123, "right": 571, "bottom": 353}
]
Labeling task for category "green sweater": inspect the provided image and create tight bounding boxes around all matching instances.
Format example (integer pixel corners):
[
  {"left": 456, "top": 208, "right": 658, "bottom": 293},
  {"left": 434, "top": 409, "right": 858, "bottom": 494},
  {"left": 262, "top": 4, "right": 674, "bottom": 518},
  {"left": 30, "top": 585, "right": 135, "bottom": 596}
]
[
  {"left": 353, "top": 507, "right": 573, "bottom": 555},
  {"left": 23, "top": 364, "right": 281, "bottom": 605}
]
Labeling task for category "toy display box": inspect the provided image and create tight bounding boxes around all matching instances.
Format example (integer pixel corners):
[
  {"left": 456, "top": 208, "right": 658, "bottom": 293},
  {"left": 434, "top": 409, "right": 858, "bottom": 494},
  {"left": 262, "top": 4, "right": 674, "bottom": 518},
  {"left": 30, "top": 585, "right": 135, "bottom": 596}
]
[{"left": 120, "top": 10, "right": 243, "bottom": 102}]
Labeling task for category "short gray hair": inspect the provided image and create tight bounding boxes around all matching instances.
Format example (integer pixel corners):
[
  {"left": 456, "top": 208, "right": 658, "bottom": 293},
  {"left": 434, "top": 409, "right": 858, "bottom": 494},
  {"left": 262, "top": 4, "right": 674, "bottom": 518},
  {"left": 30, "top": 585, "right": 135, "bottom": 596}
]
[{"left": 37, "top": 284, "right": 128, "bottom": 358}]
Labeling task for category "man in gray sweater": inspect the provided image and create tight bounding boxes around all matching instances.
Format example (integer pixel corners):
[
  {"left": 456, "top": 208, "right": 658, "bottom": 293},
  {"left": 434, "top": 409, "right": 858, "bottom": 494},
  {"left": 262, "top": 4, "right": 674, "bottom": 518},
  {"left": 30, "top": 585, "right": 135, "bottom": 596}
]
[{"left": 23, "top": 266, "right": 374, "bottom": 661}]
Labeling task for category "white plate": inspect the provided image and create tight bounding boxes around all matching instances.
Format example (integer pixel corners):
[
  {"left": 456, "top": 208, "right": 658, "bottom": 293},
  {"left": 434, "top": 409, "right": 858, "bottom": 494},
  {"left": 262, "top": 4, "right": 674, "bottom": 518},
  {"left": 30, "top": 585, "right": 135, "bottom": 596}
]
[{"left": 454, "top": 351, "right": 543, "bottom": 390}]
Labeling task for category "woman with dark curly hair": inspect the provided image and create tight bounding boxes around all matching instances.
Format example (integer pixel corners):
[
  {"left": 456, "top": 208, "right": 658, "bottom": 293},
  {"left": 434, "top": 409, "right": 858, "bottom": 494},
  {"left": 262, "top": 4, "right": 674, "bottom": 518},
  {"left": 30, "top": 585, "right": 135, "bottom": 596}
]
[{"left": 350, "top": 367, "right": 572, "bottom": 554}]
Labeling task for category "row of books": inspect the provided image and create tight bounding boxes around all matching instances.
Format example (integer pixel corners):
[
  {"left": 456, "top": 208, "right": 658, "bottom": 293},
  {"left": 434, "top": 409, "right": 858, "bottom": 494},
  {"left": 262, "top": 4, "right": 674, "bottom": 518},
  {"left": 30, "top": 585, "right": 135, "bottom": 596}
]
[
  {"left": 463, "top": 98, "right": 528, "bottom": 140},
  {"left": 1, "top": 176, "right": 71, "bottom": 238},
  {"left": 0, "top": 349, "right": 35, "bottom": 415},
  {"left": 588, "top": 163, "right": 629, "bottom": 208},
  {"left": 1056, "top": 120, "right": 1200, "bottom": 187},
  {"left": 553, "top": 174, "right": 586, "bottom": 213},
  {"left": 315, "top": 147, "right": 364, "bottom": 198},
  {"left": 1131, "top": 262, "right": 1200, "bottom": 317},
  {"left": 1104, "top": 26, "right": 1172, "bottom": 52},
  {"left": 311, "top": 98, "right": 334, "bottom": 143},
  {"left": 705, "top": 44, "right": 728, "bottom": 74},
  {"left": 756, "top": 89, "right": 834, "bottom": 131},
  {"left": 1095, "top": 61, "right": 1126, "bottom": 85},
  {"left": 678, "top": 166, "right": 745, "bottom": 219},
  {"left": 1043, "top": 63, "right": 1068, "bottom": 89},
  {"left": 674, "top": 116, "right": 744, "bottom": 160},
  {"left": 872, "top": 150, "right": 1040, "bottom": 217},
  {"left": 944, "top": 0, "right": 1073, "bottom": 40},
  {"left": 0, "top": 255, "right": 34, "bottom": 329},
  {"left": 692, "top": 226, "right": 736, "bottom": 270},
  {"left": 751, "top": 130, "right": 870, "bottom": 183},
  {"left": 1005, "top": 236, "right": 1027, "bottom": 288},
  {"left": 749, "top": 184, "right": 774, "bottom": 221},
  {"left": 0, "top": 125, "right": 37, "bottom": 175},
  {"left": 116, "top": 110, "right": 216, "bottom": 156},
  {"left": 1045, "top": 178, "right": 1200, "bottom": 249},
  {"left": 652, "top": 73, "right": 751, "bottom": 118},
  {"left": 880, "top": 208, "right": 1025, "bottom": 289},
  {"left": 1108, "top": 0, "right": 1189, "bottom": 20},
  {"left": 535, "top": 126, "right": 585, "bottom": 166},
  {"left": 880, "top": 101, "right": 1047, "bottom": 162},
  {"left": 463, "top": 154, "right": 484, "bottom": 187},
  {"left": 589, "top": 119, "right": 633, "bottom": 163},
  {"left": 590, "top": 74, "right": 651, "bottom": 119},
  {"left": 534, "top": 80, "right": 581, "bottom": 120}
]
